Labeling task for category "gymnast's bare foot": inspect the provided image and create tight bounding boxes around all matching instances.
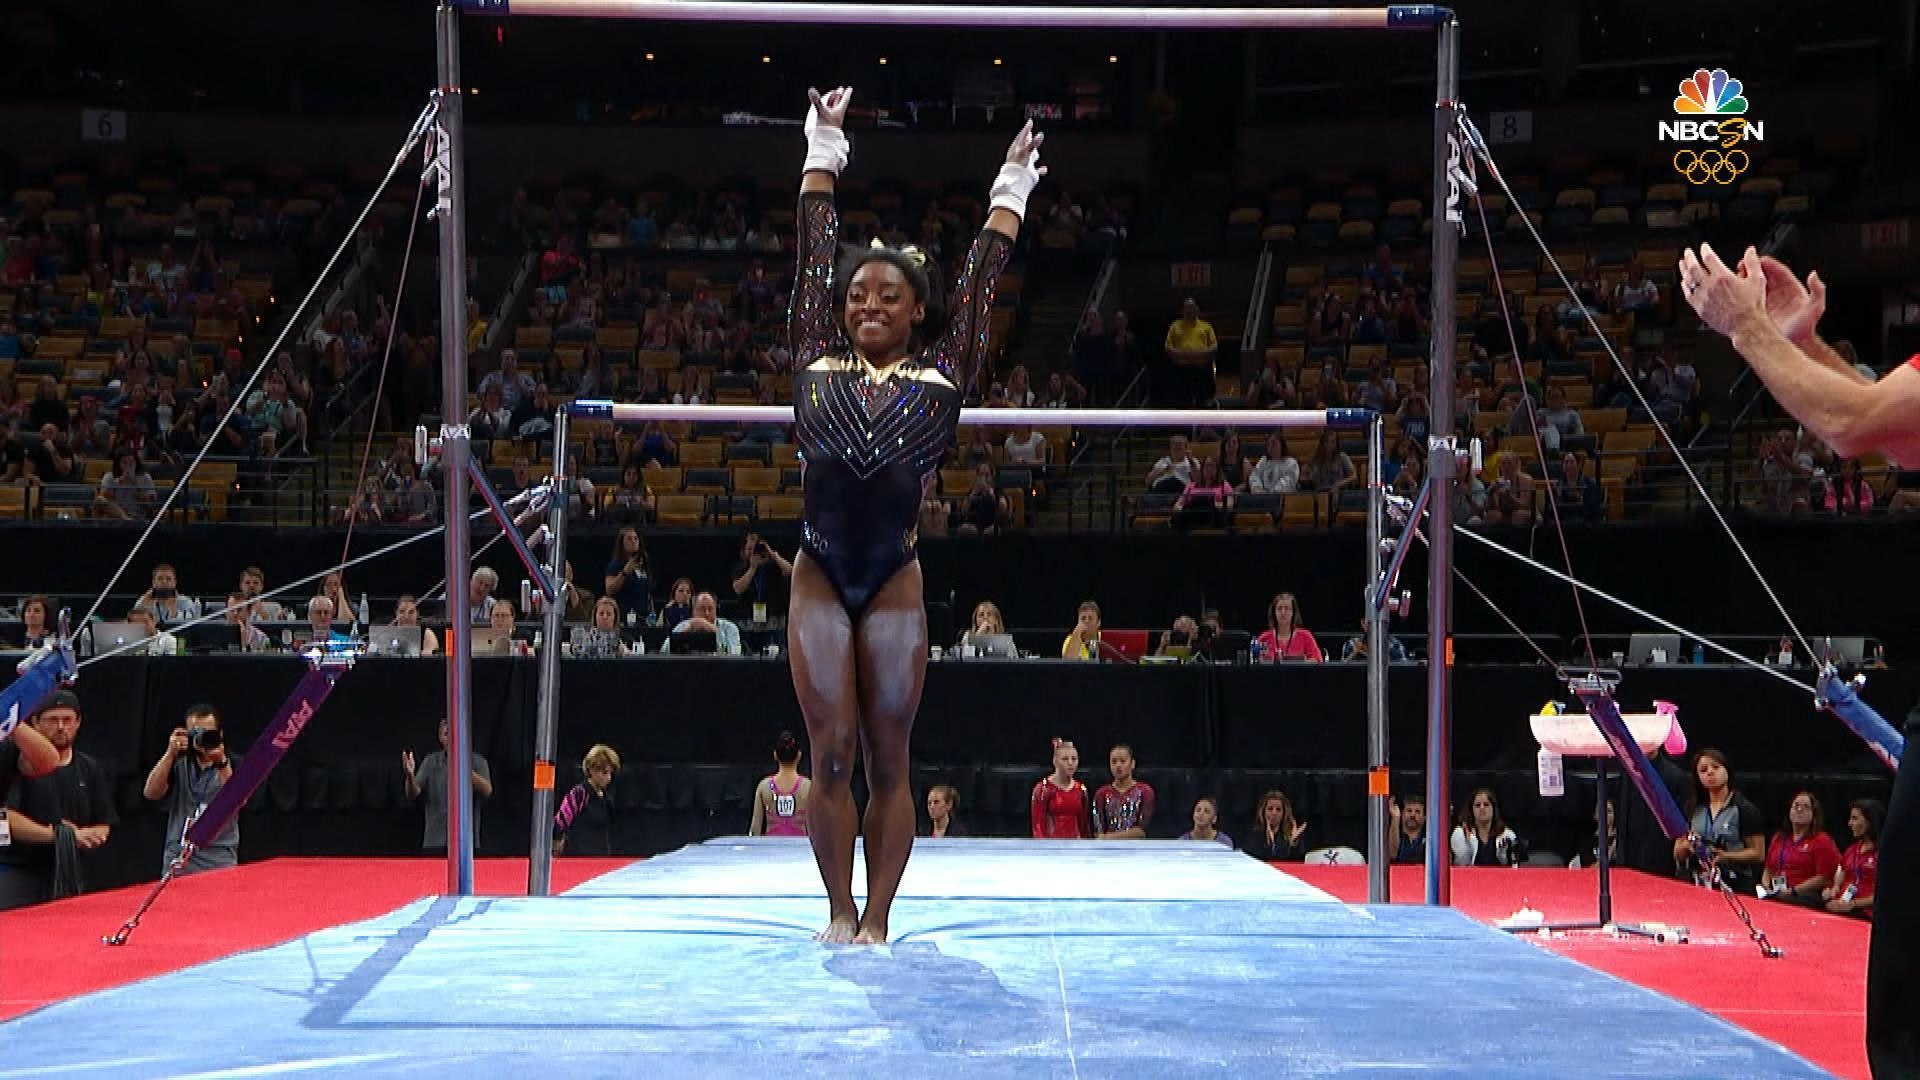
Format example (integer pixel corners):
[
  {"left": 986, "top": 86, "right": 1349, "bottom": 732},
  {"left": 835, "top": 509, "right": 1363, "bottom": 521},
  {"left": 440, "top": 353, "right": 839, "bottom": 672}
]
[
  {"left": 852, "top": 917, "right": 888, "bottom": 945},
  {"left": 815, "top": 912, "right": 859, "bottom": 944}
]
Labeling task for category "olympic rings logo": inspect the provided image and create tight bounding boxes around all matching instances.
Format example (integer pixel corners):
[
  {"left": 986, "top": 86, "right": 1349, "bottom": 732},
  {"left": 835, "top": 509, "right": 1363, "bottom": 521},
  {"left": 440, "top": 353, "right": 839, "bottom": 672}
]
[{"left": 1673, "top": 148, "right": 1750, "bottom": 186}]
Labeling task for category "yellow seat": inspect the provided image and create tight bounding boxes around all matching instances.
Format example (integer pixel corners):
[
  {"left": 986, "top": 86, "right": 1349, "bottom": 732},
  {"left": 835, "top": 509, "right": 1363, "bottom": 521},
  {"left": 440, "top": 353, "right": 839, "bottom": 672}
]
[
  {"left": 679, "top": 442, "right": 724, "bottom": 467},
  {"left": 758, "top": 494, "right": 804, "bottom": 521},
  {"left": 940, "top": 468, "right": 974, "bottom": 498},
  {"left": 732, "top": 466, "right": 780, "bottom": 496},
  {"left": 654, "top": 494, "right": 706, "bottom": 526},
  {"left": 641, "top": 464, "right": 683, "bottom": 492}
]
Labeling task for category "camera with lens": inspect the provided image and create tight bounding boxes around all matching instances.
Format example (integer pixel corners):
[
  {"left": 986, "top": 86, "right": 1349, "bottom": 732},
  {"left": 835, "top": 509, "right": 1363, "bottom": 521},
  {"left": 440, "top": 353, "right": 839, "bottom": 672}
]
[{"left": 189, "top": 727, "right": 224, "bottom": 753}]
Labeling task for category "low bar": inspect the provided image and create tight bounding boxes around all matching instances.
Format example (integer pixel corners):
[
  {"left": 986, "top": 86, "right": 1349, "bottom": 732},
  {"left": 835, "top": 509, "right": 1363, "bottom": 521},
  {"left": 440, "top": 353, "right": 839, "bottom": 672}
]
[
  {"left": 564, "top": 400, "right": 1374, "bottom": 430},
  {"left": 455, "top": 1, "right": 1451, "bottom": 31}
]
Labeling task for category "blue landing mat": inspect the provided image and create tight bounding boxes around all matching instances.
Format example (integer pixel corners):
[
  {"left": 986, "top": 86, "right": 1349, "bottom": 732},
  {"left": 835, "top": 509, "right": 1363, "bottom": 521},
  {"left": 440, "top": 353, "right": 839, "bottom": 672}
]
[{"left": 0, "top": 840, "right": 1826, "bottom": 1078}]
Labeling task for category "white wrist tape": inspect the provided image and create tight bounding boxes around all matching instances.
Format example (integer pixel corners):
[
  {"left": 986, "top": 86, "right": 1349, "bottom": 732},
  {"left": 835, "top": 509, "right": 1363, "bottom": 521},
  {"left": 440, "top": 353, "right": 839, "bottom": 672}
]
[
  {"left": 802, "top": 113, "right": 851, "bottom": 176},
  {"left": 989, "top": 161, "right": 1042, "bottom": 218}
]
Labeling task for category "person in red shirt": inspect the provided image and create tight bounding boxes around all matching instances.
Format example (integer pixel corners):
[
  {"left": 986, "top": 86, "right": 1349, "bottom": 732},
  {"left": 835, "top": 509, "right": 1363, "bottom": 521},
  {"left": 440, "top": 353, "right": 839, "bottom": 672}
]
[
  {"left": 1825, "top": 798, "right": 1884, "bottom": 919},
  {"left": 1092, "top": 744, "right": 1154, "bottom": 839},
  {"left": 1252, "top": 591, "right": 1324, "bottom": 663},
  {"left": 1031, "top": 738, "right": 1091, "bottom": 839},
  {"left": 1763, "top": 790, "right": 1842, "bottom": 906}
]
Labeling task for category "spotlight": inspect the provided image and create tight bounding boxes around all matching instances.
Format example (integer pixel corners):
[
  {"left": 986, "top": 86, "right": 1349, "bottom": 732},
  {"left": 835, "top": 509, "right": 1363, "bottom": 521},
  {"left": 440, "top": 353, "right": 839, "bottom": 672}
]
[
  {"left": 1108, "top": 55, "right": 1118, "bottom": 64},
  {"left": 879, "top": 57, "right": 888, "bottom": 65},
  {"left": 992, "top": 57, "right": 1003, "bottom": 66},
  {"left": 762, "top": 55, "right": 772, "bottom": 64},
  {"left": 644, "top": 52, "right": 655, "bottom": 61}
]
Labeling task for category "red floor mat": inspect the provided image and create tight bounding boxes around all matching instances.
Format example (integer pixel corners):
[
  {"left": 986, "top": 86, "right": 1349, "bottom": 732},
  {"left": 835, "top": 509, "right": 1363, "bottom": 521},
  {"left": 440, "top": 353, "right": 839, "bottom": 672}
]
[
  {"left": 0, "top": 857, "right": 629, "bottom": 1021},
  {"left": 1290, "top": 864, "right": 1869, "bottom": 1080}
]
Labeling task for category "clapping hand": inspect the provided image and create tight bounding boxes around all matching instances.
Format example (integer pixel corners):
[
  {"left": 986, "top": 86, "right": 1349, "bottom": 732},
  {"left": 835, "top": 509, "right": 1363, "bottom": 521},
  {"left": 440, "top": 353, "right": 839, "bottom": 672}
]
[
  {"left": 1756, "top": 255, "right": 1827, "bottom": 345},
  {"left": 1291, "top": 821, "right": 1309, "bottom": 844},
  {"left": 401, "top": 750, "right": 416, "bottom": 776},
  {"left": 1677, "top": 243, "right": 1767, "bottom": 337}
]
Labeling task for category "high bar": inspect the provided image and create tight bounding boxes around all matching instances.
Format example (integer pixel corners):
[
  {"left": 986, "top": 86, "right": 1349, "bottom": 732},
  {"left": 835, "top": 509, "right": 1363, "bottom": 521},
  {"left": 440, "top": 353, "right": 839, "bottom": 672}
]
[
  {"left": 565, "top": 400, "right": 1376, "bottom": 429},
  {"left": 453, "top": 1, "right": 1453, "bottom": 31}
]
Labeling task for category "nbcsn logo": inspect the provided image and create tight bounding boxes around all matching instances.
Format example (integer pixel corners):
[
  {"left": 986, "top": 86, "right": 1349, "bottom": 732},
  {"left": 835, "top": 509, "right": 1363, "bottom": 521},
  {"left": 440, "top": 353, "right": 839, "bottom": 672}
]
[{"left": 1657, "top": 68, "right": 1764, "bottom": 185}]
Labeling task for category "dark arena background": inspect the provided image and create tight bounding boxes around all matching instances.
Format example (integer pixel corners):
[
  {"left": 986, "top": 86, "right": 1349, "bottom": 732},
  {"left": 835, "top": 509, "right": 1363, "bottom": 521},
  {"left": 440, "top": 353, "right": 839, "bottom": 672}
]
[{"left": 0, "top": 1, "right": 1915, "bottom": 1076}]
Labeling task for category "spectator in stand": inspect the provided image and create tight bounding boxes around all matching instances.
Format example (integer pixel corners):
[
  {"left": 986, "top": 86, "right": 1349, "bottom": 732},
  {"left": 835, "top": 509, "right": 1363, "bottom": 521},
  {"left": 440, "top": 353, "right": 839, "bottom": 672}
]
[
  {"left": 1484, "top": 453, "right": 1535, "bottom": 527},
  {"left": 1825, "top": 459, "right": 1876, "bottom": 515},
  {"left": 1039, "top": 371, "right": 1087, "bottom": 409},
  {"left": 667, "top": 591, "right": 743, "bottom": 655},
  {"left": 660, "top": 577, "right": 696, "bottom": 630},
  {"left": 0, "top": 693, "right": 116, "bottom": 910},
  {"left": 1164, "top": 298, "right": 1218, "bottom": 406},
  {"left": 1554, "top": 453, "right": 1604, "bottom": 522},
  {"left": 577, "top": 596, "right": 638, "bottom": 658},
  {"left": 1351, "top": 295, "right": 1390, "bottom": 347},
  {"left": 1172, "top": 456, "right": 1234, "bottom": 527},
  {"left": 244, "top": 370, "right": 306, "bottom": 455},
  {"left": 479, "top": 350, "right": 537, "bottom": 425},
  {"left": 1674, "top": 747, "right": 1767, "bottom": 893},
  {"left": 606, "top": 463, "right": 655, "bottom": 526},
  {"left": 1244, "top": 790, "right": 1310, "bottom": 861},
  {"left": 391, "top": 595, "right": 440, "bottom": 655},
  {"left": 1762, "top": 791, "right": 1843, "bottom": 906},
  {"left": 1613, "top": 259, "right": 1660, "bottom": 318},
  {"left": 219, "top": 591, "right": 270, "bottom": 653},
  {"left": 1146, "top": 434, "right": 1198, "bottom": 495},
  {"left": 1340, "top": 615, "right": 1411, "bottom": 663},
  {"left": 1253, "top": 591, "right": 1323, "bottom": 663},
  {"left": 1246, "top": 434, "right": 1303, "bottom": 496},
  {"left": 1758, "top": 430, "right": 1810, "bottom": 515},
  {"left": 1825, "top": 798, "right": 1883, "bottom": 918},
  {"left": 1032, "top": 738, "right": 1092, "bottom": 839},
  {"left": 603, "top": 527, "right": 652, "bottom": 624},
  {"left": 957, "top": 463, "right": 1008, "bottom": 535},
  {"left": 464, "top": 566, "right": 501, "bottom": 626},
  {"left": 468, "top": 385, "right": 514, "bottom": 446},
  {"left": 0, "top": 418, "right": 28, "bottom": 485},
  {"left": 960, "top": 600, "right": 1006, "bottom": 650},
  {"left": 1307, "top": 291, "right": 1350, "bottom": 350},
  {"left": 70, "top": 395, "right": 112, "bottom": 459},
  {"left": 1062, "top": 600, "right": 1103, "bottom": 660},
  {"left": 1452, "top": 455, "right": 1488, "bottom": 524},
  {"left": 923, "top": 784, "right": 966, "bottom": 837},
  {"left": 142, "top": 704, "right": 238, "bottom": 875},
  {"left": 1530, "top": 304, "right": 1570, "bottom": 368},
  {"left": 402, "top": 718, "right": 495, "bottom": 856},
  {"left": 1306, "top": 430, "right": 1356, "bottom": 493},
  {"left": 553, "top": 744, "right": 621, "bottom": 856},
  {"left": 632, "top": 420, "right": 677, "bottom": 466},
  {"left": 1181, "top": 797, "right": 1233, "bottom": 847},
  {"left": 1387, "top": 793, "right": 1427, "bottom": 863},
  {"left": 236, "top": 566, "right": 285, "bottom": 622},
  {"left": 1003, "top": 424, "right": 1049, "bottom": 470},
  {"left": 1004, "top": 365, "right": 1036, "bottom": 408},
  {"left": 1450, "top": 787, "right": 1522, "bottom": 866},
  {"left": 1363, "top": 245, "right": 1402, "bottom": 297},
  {"left": 11, "top": 594, "right": 53, "bottom": 649},
  {"left": 1389, "top": 289, "right": 1430, "bottom": 346},
  {"left": 93, "top": 448, "right": 155, "bottom": 521},
  {"left": 732, "top": 531, "right": 795, "bottom": 619},
  {"left": 1539, "top": 385, "right": 1584, "bottom": 444},
  {"left": 139, "top": 564, "right": 200, "bottom": 627},
  {"left": 1092, "top": 745, "right": 1154, "bottom": 839},
  {"left": 25, "top": 377, "right": 66, "bottom": 432}
]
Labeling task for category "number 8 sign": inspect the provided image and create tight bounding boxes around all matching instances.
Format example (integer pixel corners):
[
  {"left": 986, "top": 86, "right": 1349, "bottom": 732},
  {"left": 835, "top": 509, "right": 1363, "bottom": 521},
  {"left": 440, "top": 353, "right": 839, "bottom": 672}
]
[{"left": 1487, "top": 110, "right": 1532, "bottom": 145}]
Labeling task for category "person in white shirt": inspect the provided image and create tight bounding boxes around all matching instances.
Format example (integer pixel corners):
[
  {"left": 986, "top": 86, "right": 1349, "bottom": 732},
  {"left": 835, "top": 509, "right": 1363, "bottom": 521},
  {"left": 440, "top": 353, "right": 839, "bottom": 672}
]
[
  {"left": 1538, "top": 385, "right": 1585, "bottom": 444},
  {"left": 127, "top": 606, "right": 179, "bottom": 656},
  {"left": 1003, "top": 425, "right": 1048, "bottom": 467},
  {"left": 667, "top": 591, "right": 743, "bottom": 655},
  {"left": 1146, "top": 434, "right": 1198, "bottom": 494},
  {"left": 1247, "top": 434, "right": 1301, "bottom": 495}
]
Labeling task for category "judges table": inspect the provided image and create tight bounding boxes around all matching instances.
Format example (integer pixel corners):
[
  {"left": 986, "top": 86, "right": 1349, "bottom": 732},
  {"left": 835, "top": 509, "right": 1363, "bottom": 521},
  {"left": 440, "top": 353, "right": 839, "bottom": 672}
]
[
  {"left": 2, "top": 655, "right": 1907, "bottom": 892},
  {"left": 21, "top": 654, "right": 1909, "bottom": 774}
]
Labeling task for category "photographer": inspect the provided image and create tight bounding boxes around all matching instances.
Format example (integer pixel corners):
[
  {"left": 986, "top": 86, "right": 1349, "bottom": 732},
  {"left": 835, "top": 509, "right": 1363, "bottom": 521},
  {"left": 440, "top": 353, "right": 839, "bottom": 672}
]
[
  {"left": 731, "top": 531, "right": 793, "bottom": 621},
  {"left": 142, "top": 704, "right": 239, "bottom": 874}
]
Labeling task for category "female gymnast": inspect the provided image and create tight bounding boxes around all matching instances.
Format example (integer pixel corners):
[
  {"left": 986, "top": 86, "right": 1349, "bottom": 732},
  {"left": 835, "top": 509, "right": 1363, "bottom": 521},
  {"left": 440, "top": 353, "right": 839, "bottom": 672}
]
[{"left": 786, "top": 85, "right": 1043, "bottom": 944}]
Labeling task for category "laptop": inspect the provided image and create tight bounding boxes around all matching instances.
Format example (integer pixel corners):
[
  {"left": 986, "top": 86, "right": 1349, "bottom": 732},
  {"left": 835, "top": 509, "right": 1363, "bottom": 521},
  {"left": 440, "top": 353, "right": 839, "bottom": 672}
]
[
  {"left": 469, "top": 628, "right": 517, "bottom": 656},
  {"left": 1096, "top": 629, "right": 1150, "bottom": 663},
  {"left": 1627, "top": 633, "right": 1682, "bottom": 666},
  {"left": 367, "top": 625, "right": 424, "bottom": 657},
  {"left": 85, "top": 621, "right": 149, "bottom": 656},
  {"left": 669, "top": 629, "right": 719, "bottom": 655},
  {"left": 965, "top": 632, "right": 1020, "bottom": 659},
  {"left": 1817, "top": 637, "right": 1867, "bottom": 666}
]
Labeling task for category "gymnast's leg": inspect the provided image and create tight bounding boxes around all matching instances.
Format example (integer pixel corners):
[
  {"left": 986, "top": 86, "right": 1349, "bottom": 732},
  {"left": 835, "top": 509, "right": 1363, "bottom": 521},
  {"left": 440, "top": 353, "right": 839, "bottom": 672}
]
[
  {"left": 788, "top": 551, "right": 861, "bottom": 943},
  {"left": 851, "top": 560, "right": 929, "bottom": 945},
  {"left": 1867, "top": 706, "right": 1920, "bottom": 1076}
]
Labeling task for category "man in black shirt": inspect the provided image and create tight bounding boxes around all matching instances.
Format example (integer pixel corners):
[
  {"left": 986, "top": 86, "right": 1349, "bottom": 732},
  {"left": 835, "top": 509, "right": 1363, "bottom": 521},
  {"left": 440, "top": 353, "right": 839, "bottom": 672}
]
[
  {"left": 731, "top": 531, "right": 793, "bottom": 622},
  {"left": 0, "top": 692, "right": 118, "bottom": 910}
]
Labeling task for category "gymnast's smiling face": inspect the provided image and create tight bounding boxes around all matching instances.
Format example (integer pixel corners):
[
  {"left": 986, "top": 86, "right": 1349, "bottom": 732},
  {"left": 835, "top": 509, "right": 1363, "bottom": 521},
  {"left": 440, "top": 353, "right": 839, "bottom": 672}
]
[{"left": 844, "top": 260, "right": 924, "bottom": 363}]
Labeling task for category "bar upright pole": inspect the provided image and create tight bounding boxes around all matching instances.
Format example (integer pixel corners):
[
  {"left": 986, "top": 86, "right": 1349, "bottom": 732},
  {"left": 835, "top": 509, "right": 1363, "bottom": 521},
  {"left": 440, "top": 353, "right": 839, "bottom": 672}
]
[
  {"left": 1423, "top": 14, "right": 1461, "bottom": 907},
  {"left": 1365, "top": 414, "right": 1389, "bottom": 904},
  {"left": 529, "top": 408, "right": 570, "bottom": 895},
  {"left": 434, "top": 0, "right": 476, "bottom": 896}
]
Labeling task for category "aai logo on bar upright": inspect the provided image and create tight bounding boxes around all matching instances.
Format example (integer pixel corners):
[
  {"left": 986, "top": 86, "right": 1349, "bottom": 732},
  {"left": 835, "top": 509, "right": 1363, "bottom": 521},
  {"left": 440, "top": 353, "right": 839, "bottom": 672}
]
[{"left": 1657, "top": 68, "right": 1764, "bottom": 185}]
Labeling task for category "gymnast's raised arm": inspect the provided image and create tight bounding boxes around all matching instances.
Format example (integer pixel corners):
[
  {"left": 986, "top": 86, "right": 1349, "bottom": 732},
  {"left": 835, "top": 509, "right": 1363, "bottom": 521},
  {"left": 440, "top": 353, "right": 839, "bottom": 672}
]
[
  {"left": 928, "top": 122, "right": 1047, "bottom": 399},
  {"left": 790, "top": 86, "right": 853, "bottom": 369}
]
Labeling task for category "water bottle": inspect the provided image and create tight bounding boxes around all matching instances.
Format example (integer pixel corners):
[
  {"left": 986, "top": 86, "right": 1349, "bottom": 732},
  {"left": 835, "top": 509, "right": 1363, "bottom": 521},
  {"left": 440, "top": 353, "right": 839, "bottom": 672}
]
[
  {"left": 358, "top": 592, "right": 371, "bottom": 628},
  {"left": 532, "top": 630, "right": 544, "bottom": 655},
  {"left": 1776, "top": 637, "right": 1792, "bottom": 668},
  {"left": 520, "top": 579, "right": 533, "bottom": 615},
  {"left": 1249, "top": 638, "right": 1265, "bottom": 665},
  {"left": 1842, "top": 883, "right": 1858, "bottom": 903},
  {"left": 1692, "top": 642, "right": 1704, "bottom": 665},
  {"left": 1537, "top": 748, "right": 1564, "bottom": 797}
]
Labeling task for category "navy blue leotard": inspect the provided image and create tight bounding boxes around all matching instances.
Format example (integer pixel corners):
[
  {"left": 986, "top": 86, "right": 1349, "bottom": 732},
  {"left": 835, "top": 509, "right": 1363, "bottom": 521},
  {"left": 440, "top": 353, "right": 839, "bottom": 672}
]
[{"left": 788, "top": 192, "right": 1011, "bottom": 620}]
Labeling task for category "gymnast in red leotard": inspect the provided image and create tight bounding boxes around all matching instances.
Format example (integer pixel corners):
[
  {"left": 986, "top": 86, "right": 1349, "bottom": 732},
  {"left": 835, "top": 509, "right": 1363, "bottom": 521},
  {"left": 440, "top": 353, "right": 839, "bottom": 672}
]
[{"left": 1032, "top": 738, "right": 1093, "bottom": 839}]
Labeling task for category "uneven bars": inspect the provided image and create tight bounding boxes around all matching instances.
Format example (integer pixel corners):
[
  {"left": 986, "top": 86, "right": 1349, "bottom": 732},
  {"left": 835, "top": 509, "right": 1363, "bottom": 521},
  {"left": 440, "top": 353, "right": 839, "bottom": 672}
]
[
  {"left": 454, "top": 1, "right": 1453, "bottom": 30},
  {"left": 566, "top": 400, "right": 1376, "bottom": 429}
]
